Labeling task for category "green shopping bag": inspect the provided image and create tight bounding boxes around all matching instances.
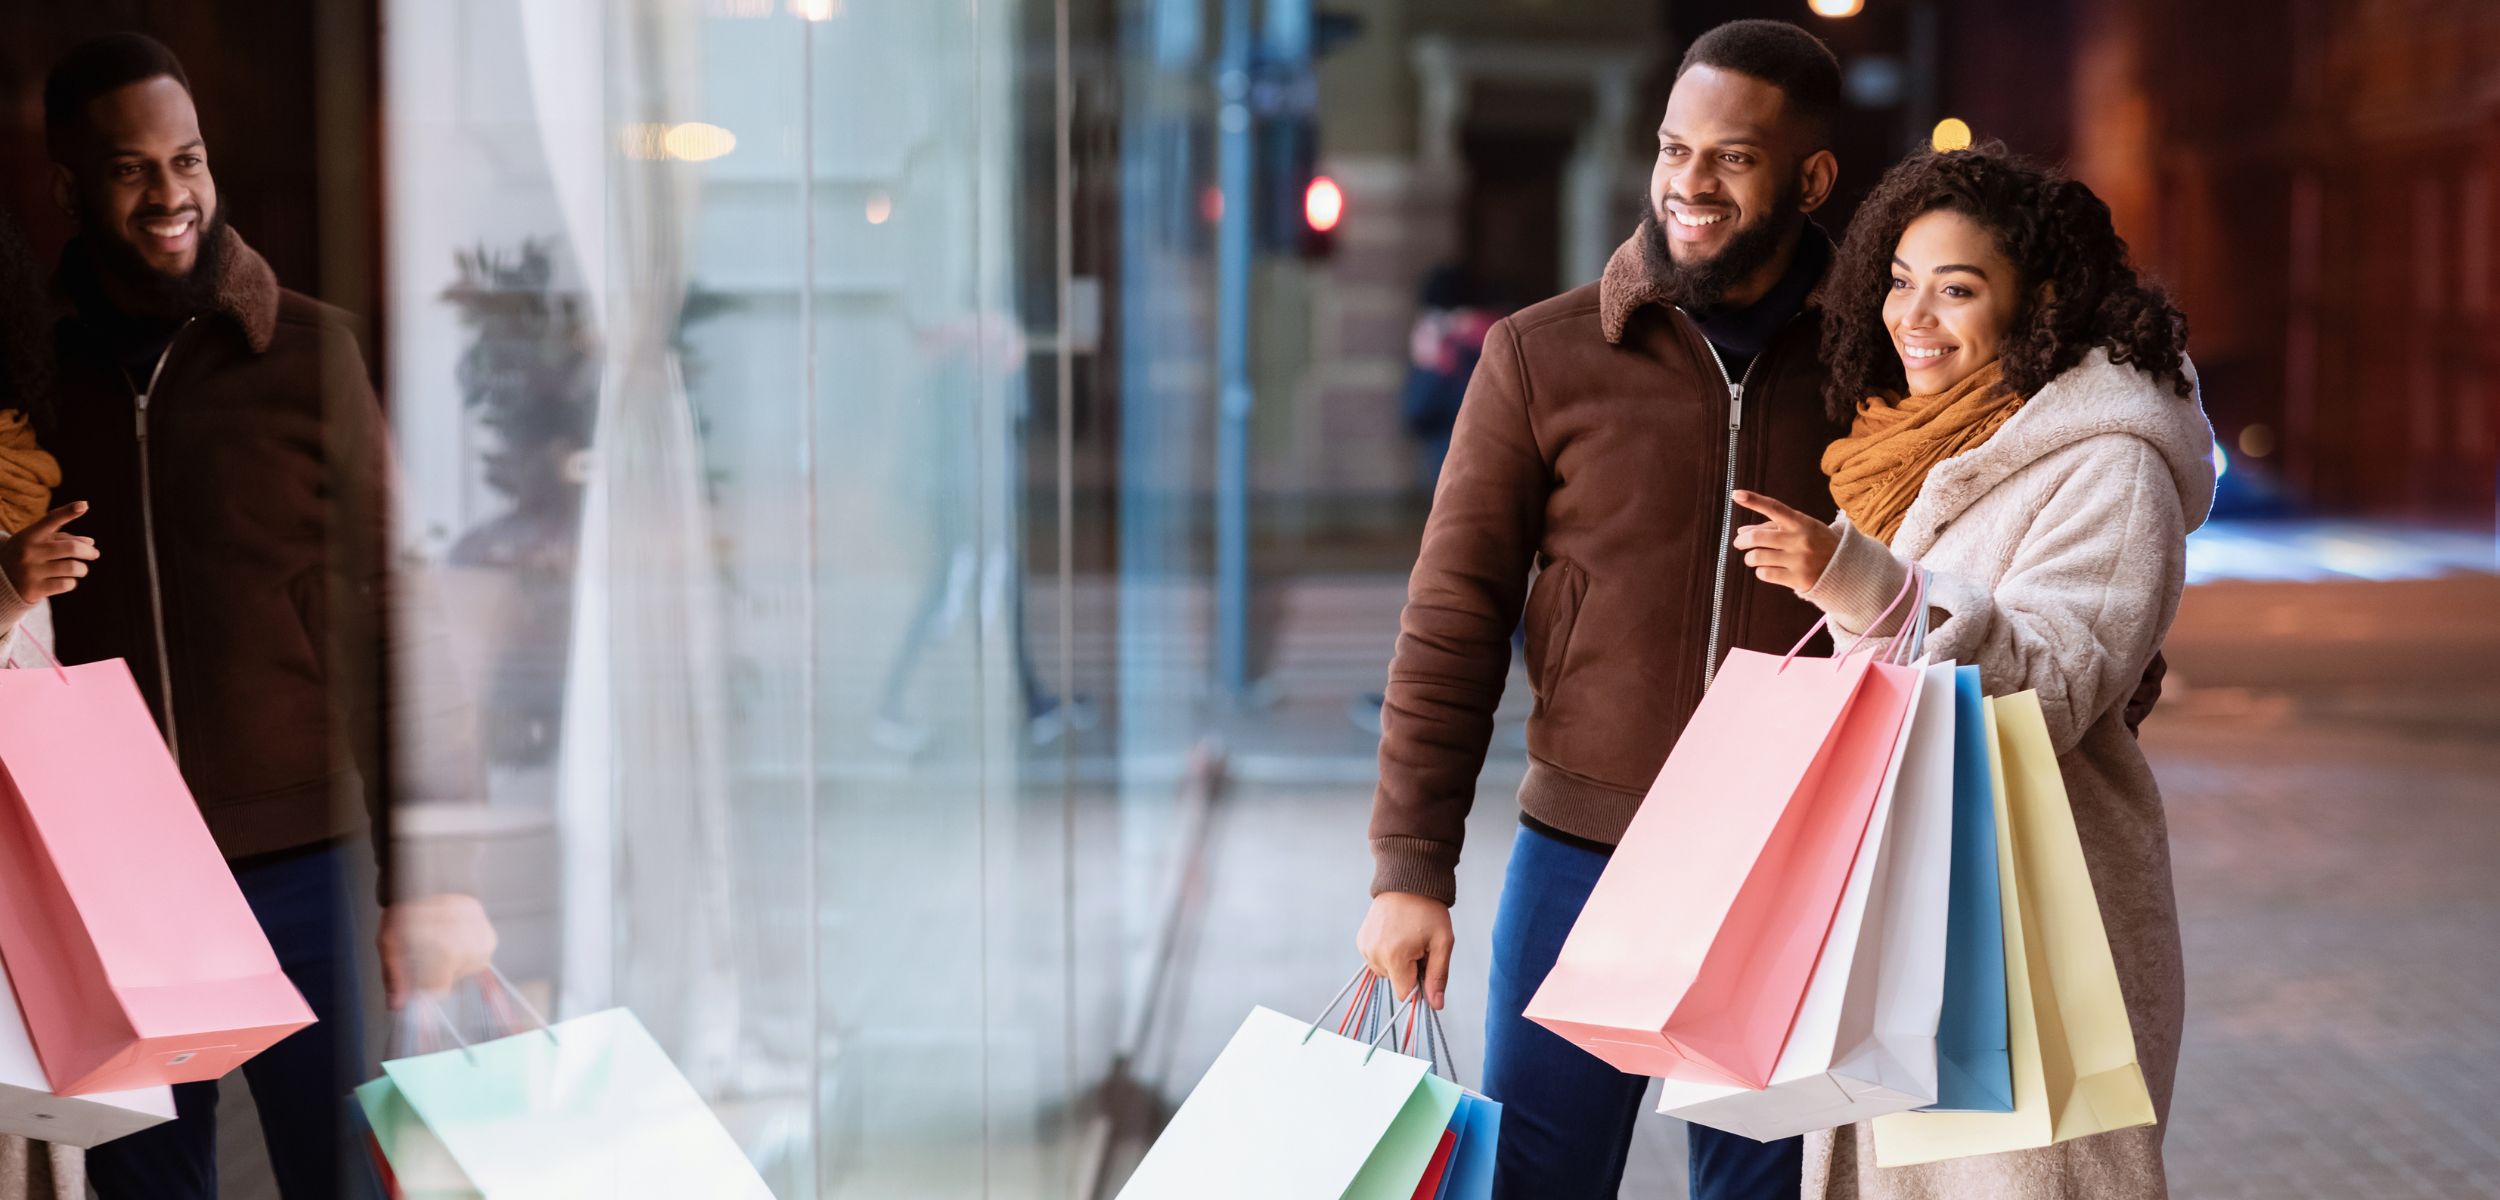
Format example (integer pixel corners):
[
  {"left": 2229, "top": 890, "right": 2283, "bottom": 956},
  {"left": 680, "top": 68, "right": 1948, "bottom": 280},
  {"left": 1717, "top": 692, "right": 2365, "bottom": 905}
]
[
  {"left": 360, "top": 974, "right": 771, "bottom": 1199},
  {"left": 356, "top": 1072, "right": 480, "bottom": 1200},
  {"left": 356, "top": 978, "right": 491, "bottom": 1199},
  {"left": 1119, "top": 972, "right": 1463, "bottom": 1199}
]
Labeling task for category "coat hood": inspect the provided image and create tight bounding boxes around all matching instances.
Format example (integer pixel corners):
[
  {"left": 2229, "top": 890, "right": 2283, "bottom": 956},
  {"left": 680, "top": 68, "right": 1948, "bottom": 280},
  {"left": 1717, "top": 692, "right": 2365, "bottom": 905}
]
[{"left": 1896, "top": 349, "right": 2217, "bottom": 550}]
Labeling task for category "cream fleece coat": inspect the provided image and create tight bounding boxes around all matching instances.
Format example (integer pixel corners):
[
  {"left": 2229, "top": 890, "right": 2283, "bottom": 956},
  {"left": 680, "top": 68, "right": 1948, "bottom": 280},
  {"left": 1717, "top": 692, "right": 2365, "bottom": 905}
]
[{"left": 1796, "top": 349, "right": 2216, "bottom": 1200}]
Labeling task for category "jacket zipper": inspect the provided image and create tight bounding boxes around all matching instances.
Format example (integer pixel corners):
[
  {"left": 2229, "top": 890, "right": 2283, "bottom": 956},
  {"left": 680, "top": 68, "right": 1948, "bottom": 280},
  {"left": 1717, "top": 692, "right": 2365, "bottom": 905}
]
[
  {"left": 127, "top": 319, "right": 194, "bottom": 764},
  {"left": 1676, "top": 308, "right": 1792, "bottom": 691}
]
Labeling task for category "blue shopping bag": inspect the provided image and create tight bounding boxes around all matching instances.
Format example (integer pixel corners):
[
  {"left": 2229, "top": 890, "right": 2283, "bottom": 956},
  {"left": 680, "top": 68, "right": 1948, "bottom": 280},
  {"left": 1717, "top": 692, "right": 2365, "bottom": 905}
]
[
  {"left": 1921, "top": 665, "right": 2015, "bottom": 1112},
  {"left": 1407, "top": 993, "right": 1498, "bottom": 1200},
  {"left": 1435, "top": 1091, "right": 1499, "bottom": 1200}
]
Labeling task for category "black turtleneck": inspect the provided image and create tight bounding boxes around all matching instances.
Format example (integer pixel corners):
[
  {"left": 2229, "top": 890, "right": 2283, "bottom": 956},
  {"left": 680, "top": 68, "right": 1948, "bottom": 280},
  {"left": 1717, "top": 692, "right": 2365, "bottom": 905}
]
[
  {"left": 60, "top": 239, "right": 199, "bottom": 393},
  {"left": 1690, "top": 222, "right": 1832, "bottom": 381}
]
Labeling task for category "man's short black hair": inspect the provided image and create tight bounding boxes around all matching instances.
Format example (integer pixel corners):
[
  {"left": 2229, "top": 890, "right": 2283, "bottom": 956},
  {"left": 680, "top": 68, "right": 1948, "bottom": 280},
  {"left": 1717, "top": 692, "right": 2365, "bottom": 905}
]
[
  {"left": 1677, "top": 20, "right": 1843, "bottom": 148},
  {"left": 44, "top": 33, "right": 193, "bottom": 163}
]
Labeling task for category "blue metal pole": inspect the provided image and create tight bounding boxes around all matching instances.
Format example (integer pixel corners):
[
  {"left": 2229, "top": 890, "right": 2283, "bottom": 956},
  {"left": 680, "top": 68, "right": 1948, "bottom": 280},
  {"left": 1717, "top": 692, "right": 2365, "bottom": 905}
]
[{"left": 1214, "top": 0, "right": 1254, "bottom": 702}]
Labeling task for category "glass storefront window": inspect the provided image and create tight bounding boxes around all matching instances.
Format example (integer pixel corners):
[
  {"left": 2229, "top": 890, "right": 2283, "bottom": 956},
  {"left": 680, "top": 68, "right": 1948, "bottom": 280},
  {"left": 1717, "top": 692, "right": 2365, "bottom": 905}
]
[{"left": 384, "top": 1, "right": 1210, "bottom": 1193}]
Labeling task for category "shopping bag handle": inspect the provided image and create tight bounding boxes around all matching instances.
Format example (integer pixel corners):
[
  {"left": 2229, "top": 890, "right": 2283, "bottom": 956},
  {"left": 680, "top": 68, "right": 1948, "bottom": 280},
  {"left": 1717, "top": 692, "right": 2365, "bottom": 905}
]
[
  {"left": 406, "top": 965, "right": 559, "bottom": 1064},
  {"left": 1305, "top": 966, "right": 1369, "bottom": 1044},
  {"left": 1307, "top": 967, "right": 1399, "bottom": 1045},
  {"left": 1881, "top": 565, "right": 1932, "bottom": 667},
  {"left": 1396, "top": 993, "right": 1463, "bottom": 1084},
  {"left": 1302, "top": 969, "right": 1429, "bottom": 1063},
  {"left": 1355, "top": 987, "right": 1425, "bottom": 1064},
  {"left": 0, "top": 625, "right": 70, "bottom": 686},
  {"left": 1778, "top": 563, "right": 1922, "bottom": 674}
]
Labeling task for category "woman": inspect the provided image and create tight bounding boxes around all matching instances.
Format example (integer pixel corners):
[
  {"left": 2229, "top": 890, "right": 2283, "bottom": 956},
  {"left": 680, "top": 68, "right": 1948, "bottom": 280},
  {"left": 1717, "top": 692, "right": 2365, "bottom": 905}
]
[
  {"left": 1730, "top": 149, "right": 2212, "bottom": 1198},
  {"left": 1, "top": 207, "right": 92, "bottom": 673},
  {"left": 0, "top": 211, "right": 92, "bottom": 1200}
]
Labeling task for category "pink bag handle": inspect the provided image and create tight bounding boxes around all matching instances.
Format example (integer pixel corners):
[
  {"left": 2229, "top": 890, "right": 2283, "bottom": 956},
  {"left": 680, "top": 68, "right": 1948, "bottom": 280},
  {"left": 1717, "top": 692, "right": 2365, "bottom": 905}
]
[
  {"left": 1884, "top": 566, "right": 1934, "bottom": 667},
  {"left": 1777, "top": 564, "right": 1922, "bottom": 674},
  {"left": 0, "top": 625, "right": 70, "bottom": 686},
  {"left": 1858, "top": 565, "right": 1929, "bottom": 668},
  {"left": 1838, "top": 567, "right": 1926, "bottom": 668}
]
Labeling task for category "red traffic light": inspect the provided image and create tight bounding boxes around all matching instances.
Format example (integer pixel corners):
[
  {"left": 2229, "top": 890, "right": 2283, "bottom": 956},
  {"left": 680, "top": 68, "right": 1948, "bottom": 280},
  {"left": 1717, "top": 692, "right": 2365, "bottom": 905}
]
[{"left": 1305, "top": 175, "right": 1344, "bottom": 233}]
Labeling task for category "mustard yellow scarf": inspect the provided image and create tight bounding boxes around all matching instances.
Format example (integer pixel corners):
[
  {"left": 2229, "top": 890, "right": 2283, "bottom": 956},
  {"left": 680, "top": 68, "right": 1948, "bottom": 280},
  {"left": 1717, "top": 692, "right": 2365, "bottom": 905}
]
[
  {"left": 1823, "top": 360, "right": 2023, "bottom": 544},
  {"left": 0, "top": 410, "right": 60, "bottom": 533}
]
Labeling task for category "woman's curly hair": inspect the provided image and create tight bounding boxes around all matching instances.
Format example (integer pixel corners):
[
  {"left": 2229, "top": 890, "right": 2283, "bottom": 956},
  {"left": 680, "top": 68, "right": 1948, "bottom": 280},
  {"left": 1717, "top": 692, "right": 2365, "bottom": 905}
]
[
  {"left": 1819, "top": 147, "right": 2191, "bottom": 419},
  {"left": 0, "top": 209, "right": 52, "bottom": 424}
]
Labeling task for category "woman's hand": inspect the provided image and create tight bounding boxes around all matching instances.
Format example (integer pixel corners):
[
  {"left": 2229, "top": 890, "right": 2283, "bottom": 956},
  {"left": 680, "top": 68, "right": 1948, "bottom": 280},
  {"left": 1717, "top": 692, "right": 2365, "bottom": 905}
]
[
  {"left": 1731, "top": 490, "right": 1839, "bottom": 594},
  {"left": 1, "top": 502, "right": 98, "bottom": 603}
]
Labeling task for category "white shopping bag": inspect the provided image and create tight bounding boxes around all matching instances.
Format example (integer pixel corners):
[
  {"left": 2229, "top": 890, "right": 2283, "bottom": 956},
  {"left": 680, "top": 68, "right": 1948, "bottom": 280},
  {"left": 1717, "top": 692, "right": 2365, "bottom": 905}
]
[
  {"left": 1119, "top": 981, "right": 1462, "bottom": 1200},
  {"left": 0, "top": 948, "right": 175, "bottom": 1146},
  {"left": 1655, "top": 658, "right": 1959, "bottom": 1140},
  {"left": 377, "top": 1005, "right": 772, "bottom": 1200}
]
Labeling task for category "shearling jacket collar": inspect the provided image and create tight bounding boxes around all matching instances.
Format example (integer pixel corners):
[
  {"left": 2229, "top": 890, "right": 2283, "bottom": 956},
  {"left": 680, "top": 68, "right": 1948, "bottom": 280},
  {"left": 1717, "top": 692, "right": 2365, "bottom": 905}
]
[
  {"left": 54, "top": 224, "right": 281, "bottom": 355},
  {"left": 1597, "top": 219, "right": 1831, "bottom": 346}
]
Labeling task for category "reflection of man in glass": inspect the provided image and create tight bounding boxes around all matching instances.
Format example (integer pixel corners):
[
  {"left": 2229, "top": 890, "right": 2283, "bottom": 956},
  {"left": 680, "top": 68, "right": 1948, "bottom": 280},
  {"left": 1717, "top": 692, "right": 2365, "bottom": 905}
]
[{"left": 33, "top": 35, "right": 493, "bottom": 1198}]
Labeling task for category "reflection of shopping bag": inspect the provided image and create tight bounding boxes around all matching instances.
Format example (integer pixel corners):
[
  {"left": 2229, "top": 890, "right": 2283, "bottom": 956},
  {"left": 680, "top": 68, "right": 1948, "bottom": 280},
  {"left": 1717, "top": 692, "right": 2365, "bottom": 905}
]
[
  {"left": 1527, "top": 578, "right": 1925, "bottom": 1088},
  {"left": 0, "top": 945, "right": 174, "bottom": 1146},
  {"left": 0, "top": 654, "right": 315, "bottom": 1094},
  {"left": 356, "top": 985, "right": 497, "bottom": 1200},
  {"left": 355, "top": 1075, "right": 479, "bottom": 1200},
  {"left": 1657, "top": 657, "right": 1958, "bottom": 1140},
  {"left": 371, "top": 982, "right": 771, "bottom": 1199},
  {"left": 1923, "top": 664, "right": 2014, "bottom": 1112},
  {"left": 1872, "top": 692, "right": 2157, "bottom": 1166},
  {"left": 1119, "top": 973, "right": 1463, "bottom": 1200}
]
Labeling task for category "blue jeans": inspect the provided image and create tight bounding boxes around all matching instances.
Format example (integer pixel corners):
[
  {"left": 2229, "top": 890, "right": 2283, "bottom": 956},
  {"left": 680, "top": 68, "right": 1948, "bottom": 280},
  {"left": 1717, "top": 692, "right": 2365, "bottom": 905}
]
[
  {"left": 1485, "top": 822, "right": 1803, "bottom": 1199},
  {"left": 86, "top": 841, "right": 376, "bottom": 1200}
]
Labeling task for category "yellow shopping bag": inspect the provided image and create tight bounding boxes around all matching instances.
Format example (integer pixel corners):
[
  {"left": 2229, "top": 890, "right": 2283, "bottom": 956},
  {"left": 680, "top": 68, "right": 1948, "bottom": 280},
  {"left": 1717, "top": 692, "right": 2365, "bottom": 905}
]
[{"left": 1871, "top": 691, "right": 2155, "bottom": 1166}]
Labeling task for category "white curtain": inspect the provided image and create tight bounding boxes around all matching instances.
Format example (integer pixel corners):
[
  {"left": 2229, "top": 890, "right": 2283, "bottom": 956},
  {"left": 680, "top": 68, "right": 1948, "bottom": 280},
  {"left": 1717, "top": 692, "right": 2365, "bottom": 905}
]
[{"left": 524, "top": 0, "right": 741, "bottom": 1092}]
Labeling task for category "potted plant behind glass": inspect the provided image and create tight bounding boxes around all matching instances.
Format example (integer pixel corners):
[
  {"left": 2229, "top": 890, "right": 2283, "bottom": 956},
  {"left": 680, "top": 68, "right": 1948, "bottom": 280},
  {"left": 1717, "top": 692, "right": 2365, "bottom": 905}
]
[
  {"left": 441, "top": 242, "right": 735, "bottom": 766},
  {"left": 443, "top": 241, "right": 596, "bottom": 766}
]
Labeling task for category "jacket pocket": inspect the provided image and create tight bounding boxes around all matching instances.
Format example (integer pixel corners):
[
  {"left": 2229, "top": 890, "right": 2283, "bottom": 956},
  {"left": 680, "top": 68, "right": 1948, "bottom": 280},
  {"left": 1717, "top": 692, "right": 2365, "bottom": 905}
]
[
  {"left": 1522, "top": 558, "right": 1587, "bottom": 702},
  {"left": 282, "top": 565, "right": 328, "bottom": 683}
]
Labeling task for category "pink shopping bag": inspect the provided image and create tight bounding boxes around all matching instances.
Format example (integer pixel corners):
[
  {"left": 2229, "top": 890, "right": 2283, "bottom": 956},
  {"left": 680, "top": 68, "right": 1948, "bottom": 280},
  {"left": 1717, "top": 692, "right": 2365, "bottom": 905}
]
[
  {"left": 0, "top": 655, "right": 315, "bottom": 1095},
  {"left": 1525, "top": 580, "right": 1923, "bottom": 1089}
]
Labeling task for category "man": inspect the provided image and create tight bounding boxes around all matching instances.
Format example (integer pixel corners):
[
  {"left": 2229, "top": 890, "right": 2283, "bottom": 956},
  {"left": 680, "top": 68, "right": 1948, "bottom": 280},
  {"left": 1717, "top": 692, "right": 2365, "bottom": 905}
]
[
  {"left": 1356, "top": 21, "right": 1852, "bottom": 1198},
  {"left": 5, "top": 34, "right": 494, "bottom": 1198}
]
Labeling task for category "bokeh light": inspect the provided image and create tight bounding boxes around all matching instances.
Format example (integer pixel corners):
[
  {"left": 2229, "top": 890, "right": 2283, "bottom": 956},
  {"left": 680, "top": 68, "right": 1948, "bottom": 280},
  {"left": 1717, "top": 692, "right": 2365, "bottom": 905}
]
[{"left": 1304, "top": 176, "right": 1344, "bottom": 233}]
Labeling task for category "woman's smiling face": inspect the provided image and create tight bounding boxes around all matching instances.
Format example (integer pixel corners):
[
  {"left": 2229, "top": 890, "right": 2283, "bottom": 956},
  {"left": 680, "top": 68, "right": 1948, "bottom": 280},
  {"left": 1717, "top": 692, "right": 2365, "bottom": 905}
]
[{"left": 1883, "top": 209, "right": 2023, "bottom": 395}]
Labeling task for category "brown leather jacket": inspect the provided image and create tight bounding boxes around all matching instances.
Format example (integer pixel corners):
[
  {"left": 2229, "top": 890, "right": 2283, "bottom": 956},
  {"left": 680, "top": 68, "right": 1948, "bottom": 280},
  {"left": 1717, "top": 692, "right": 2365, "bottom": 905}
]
[
  {"left": 1368, "top": 233, "right": 1851, "bottom": 905},
  {"left": 42, "top": 229, "right": 449, "bottom": 896}
]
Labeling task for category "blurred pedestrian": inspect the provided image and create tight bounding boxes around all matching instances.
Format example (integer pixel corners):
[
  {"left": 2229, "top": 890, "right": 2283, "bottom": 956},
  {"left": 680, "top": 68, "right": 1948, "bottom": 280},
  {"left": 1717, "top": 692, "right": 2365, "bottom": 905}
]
[
  {"left": 1399, "top": 264, "right": 1501, "bottom": 495},
  {"left": 868, "top": 312, "right": 1093, "bottom": 755},
  {"left": 1350, "top": 266, "right": 1506, "bottom": 737},
  {"left": 1356, "top": 21, "right": 1853, "bottom": 1199},
  {"left": 1737, "top": 148, "right": 2205, "bottom": 1200},
  {"left": 19, "top": 34, "right": 496, "bottom": 1199}
]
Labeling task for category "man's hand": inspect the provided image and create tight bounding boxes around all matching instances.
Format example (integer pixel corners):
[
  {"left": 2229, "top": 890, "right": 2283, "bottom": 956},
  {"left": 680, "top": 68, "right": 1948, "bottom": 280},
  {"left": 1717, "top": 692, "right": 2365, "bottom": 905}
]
[
  {"left": 1, "top": 503, "right": 98, "bottom": 603},
  {"left": 1357, "top": 891, "right": 1454, "bottom": 1011},
  {"left": 379, "top": 893, "right": 499, "bottom": 1010},
  {"left": 1731, "top": 490, "right": 1840, "bottom": 595}
]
